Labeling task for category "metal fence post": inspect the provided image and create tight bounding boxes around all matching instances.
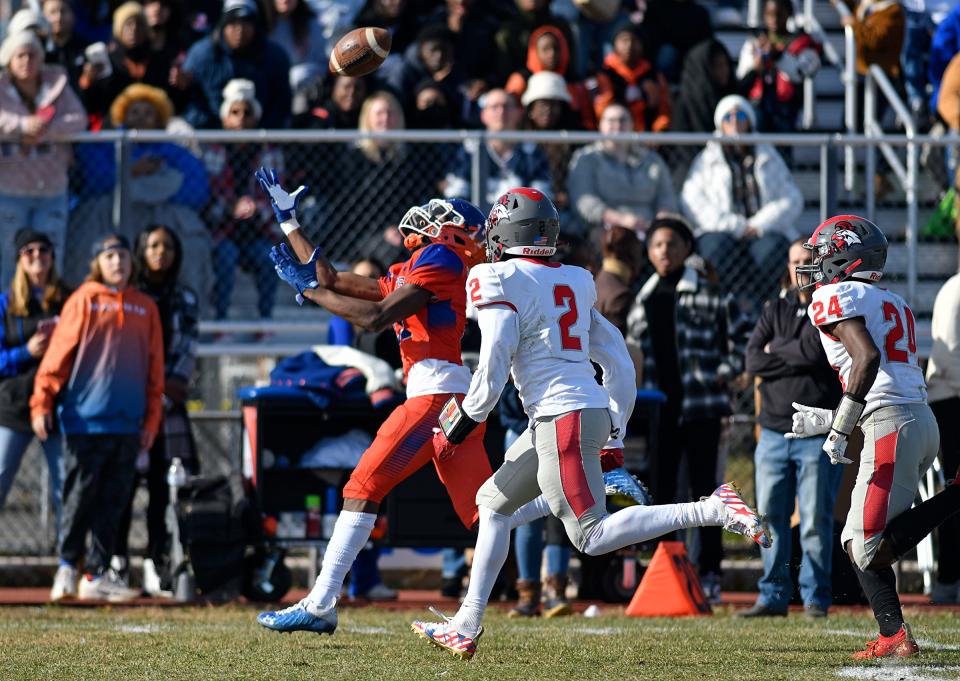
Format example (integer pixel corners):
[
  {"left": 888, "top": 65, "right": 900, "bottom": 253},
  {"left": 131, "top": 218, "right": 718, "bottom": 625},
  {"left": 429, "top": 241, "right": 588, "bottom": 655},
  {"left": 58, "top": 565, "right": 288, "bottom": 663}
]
[
  {"left": 906, "top": 139, "right": 918, "bottom": 306},
  {"left": 820, "top": 140, "right": 838, "bottom": 223},
  {"left": 864, "top": 75, "right": 876, "bottom": 222},
  {"left": 469, "top": 133, "right": 488, "bottom": 208},
  {"left": 112, "top": 133, "right": 132, "bottom": 232}
]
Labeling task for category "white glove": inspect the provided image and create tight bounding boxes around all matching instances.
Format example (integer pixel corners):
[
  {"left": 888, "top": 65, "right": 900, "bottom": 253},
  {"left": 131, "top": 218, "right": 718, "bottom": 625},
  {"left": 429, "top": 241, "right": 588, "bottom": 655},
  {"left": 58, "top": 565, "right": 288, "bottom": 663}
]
[
  {"left": 783, "top": 402, "right": 832, "bottom": 439},
  {"left": 255, "top": 166, "right": 308, "bottom": 227},
  {"left": 822, "top": 430, "right": 853, "bottom": 465}
]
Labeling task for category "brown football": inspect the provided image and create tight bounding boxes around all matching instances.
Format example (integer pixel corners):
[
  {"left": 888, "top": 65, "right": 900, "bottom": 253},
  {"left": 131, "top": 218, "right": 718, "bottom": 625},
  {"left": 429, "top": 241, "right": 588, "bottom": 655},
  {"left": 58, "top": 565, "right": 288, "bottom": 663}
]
[{"left": 329, "top": 27, "right": 392, "bottom": 77}]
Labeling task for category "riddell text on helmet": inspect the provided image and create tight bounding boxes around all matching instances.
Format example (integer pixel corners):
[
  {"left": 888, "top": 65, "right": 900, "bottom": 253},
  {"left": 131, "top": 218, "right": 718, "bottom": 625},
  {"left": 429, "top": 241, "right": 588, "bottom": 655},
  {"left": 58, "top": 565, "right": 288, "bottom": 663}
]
[{"left": 521, "top": 247, "right": 553, "bottom": 256}]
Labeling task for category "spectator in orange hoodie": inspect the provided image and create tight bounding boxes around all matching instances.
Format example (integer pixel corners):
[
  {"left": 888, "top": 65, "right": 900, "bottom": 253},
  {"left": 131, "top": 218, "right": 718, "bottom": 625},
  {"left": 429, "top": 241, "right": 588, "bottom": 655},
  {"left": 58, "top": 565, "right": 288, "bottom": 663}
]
[
  {"left": 592, "top": 21, "right": 672, "bottom": 132},
  {"left": 505, "top": 25, "right": 597, "bottom": 130},
  {"left": 34, "top": 233, "right": 164, "bottom": 604}
]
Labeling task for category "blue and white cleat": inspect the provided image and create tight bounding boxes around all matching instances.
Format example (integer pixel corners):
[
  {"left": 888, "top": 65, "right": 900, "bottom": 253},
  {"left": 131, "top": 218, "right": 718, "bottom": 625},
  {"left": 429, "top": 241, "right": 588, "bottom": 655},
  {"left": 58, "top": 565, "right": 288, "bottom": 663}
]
[
  {"left": 411, "top": 607, "right": 483, "bottom": 661},
  {"left": 603, "top": 467, "right": 653, "bottom": 506},
  {"left": 257, "top": 600, "right": 337, "bottom": 635}
]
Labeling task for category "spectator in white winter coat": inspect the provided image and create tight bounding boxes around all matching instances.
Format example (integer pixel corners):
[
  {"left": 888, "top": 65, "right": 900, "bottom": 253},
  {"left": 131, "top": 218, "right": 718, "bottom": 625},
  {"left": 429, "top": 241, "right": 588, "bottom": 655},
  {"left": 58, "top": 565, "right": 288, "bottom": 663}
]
[{"left": 680, "top": 94, "right": 802, "bottom": 305}]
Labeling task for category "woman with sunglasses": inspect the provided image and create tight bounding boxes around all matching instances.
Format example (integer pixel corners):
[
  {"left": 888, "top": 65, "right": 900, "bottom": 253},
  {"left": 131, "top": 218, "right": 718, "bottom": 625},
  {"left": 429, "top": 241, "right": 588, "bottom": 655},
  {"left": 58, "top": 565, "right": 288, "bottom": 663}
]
[{"left": 0, "top": 229, "right": 70, "bottom": 542}]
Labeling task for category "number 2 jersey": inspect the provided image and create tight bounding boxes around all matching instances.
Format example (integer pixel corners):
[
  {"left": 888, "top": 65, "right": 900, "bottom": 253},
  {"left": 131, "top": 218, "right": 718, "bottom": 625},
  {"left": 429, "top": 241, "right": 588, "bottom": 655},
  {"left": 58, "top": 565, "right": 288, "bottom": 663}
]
[
  {"left": 378, "top": 243, "right": 472, "bottom": 398},
  {"left": 461, "top": 258, "right": 635, "bottom": 447},
  {"left": 808, "top": 280, "right": 927, "bottom": 417}
]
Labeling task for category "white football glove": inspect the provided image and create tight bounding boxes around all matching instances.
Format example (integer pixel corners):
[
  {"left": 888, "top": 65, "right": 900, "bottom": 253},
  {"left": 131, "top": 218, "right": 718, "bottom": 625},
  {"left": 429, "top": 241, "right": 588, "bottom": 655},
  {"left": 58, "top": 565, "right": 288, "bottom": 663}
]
[
  {"left": 822, "top": 430, "right": 853, "bottom": 465},
  {"left": 255, "top": 166, "right": 308, "bottom": 224},
  {"left": 783, "top": 402, "right": 832, "bottom": 439}
]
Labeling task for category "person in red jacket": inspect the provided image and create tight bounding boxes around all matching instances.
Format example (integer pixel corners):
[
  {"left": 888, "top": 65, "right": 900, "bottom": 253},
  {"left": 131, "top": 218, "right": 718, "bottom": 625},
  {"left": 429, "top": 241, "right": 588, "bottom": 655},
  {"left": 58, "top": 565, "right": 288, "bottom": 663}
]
[
  {"left": 37, "top": 233, "right": 164, "bottom": 603},
  {"left": 505, "top": 25, "right": 596, "bottom": 130},
  {"left": 592, "top": 21, "right": 672, "bottom": 133}
]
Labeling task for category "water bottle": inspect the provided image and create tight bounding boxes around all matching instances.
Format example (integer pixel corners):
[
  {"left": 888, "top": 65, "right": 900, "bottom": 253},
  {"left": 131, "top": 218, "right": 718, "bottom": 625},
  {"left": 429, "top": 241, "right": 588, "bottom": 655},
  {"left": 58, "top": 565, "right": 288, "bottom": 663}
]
[
  {"left": 167, "top": 456, "right": 187, "bottom": 489},
  {"left": 305, "top": 495, "right": 322, "bottom": 539}
]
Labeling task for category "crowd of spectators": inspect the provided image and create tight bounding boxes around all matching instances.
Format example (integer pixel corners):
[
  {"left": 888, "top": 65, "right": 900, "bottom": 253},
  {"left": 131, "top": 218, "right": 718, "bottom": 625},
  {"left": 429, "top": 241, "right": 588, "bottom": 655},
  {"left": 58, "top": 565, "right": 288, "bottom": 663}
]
[
  {"left": 0, "top": 0, "right": 821, "bottom": 318},
  {"left": 2, "top": 0, "right": 957, "bottom": 315}
]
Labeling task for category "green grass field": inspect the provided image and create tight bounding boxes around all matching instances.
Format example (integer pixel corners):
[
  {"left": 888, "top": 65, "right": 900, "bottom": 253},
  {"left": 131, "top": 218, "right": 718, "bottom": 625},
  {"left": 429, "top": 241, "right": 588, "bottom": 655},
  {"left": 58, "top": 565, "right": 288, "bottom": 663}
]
[{"left": 1, "top": 605, "right": 958, "bottom": 680}]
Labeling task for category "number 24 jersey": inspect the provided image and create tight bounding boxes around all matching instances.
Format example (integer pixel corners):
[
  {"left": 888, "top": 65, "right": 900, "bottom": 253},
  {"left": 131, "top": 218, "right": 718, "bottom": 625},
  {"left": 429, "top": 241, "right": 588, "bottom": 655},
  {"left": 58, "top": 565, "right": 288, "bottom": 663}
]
[{"left": 809, "top": 281, "right": 926, "bottom": 416}]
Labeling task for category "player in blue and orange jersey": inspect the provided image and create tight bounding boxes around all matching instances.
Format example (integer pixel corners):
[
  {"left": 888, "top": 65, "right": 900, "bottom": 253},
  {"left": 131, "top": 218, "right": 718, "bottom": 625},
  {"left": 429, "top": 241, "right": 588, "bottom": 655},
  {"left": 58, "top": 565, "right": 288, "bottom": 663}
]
[{"left": 254, "top": 168, "right": 492, "bottom": 635}]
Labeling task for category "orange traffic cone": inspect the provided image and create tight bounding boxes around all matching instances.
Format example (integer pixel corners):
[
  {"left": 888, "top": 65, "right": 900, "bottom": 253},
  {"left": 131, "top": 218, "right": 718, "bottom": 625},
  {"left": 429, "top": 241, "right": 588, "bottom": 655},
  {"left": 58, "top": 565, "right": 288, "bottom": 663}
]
[{"left": 625, "top": 541, "right": 712, "bottom": 617}]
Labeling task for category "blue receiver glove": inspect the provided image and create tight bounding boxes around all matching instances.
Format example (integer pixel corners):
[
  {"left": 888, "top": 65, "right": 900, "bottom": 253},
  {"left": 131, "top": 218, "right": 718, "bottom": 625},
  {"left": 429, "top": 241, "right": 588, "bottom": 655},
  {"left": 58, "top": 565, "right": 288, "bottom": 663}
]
[
  {"left": 269, "top": 243, "right": 320, "bottom": 306},
  {"left": 255, "top": 166, "right": 308, "bottom": 224}
]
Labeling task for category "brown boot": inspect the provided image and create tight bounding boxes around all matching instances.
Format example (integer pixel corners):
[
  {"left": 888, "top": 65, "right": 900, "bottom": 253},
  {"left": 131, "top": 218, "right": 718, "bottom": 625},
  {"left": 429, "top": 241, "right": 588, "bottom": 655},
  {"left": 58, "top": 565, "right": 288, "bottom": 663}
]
[
  {"left": 543, "top": 574, "right": 572, "bottom": 618},
  {"left": 507, "top": 579, "right": 541, "bottom": 618}
]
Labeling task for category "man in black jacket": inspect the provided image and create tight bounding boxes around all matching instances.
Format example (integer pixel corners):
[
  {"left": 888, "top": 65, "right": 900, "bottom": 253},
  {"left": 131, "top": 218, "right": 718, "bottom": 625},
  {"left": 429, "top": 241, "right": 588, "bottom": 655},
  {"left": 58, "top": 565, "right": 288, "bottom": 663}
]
[{"left": 738, "top": 239, "right": 843, "bottom": 618}]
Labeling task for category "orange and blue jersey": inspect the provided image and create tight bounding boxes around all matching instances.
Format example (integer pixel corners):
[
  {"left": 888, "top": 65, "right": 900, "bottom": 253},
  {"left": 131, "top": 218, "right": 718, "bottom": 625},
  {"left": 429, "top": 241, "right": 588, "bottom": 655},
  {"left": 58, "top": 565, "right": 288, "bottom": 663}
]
[
  {"left": 378, "top": 243, "right": 469, "bottom": 379},
  {"left": 30, "top": 282, "right": 164, "bottom": 437}
]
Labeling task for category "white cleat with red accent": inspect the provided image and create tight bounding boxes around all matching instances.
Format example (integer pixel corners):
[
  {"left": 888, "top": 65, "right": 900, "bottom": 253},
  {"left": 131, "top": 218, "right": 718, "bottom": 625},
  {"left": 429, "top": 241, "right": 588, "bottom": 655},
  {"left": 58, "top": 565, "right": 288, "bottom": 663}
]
[
  {"left": 411, "top": 607, "right": 483, "bottom": 661},
  {"left": 706, "top": 483, "right": 772, "bottom": 548}
]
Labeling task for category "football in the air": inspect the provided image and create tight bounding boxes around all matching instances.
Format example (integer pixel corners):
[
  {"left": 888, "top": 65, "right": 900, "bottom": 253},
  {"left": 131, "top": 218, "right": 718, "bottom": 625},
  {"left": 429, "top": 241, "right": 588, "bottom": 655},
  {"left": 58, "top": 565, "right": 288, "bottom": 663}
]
[{"left": 329, "top": 27, "right": 392, "bottom": 77}]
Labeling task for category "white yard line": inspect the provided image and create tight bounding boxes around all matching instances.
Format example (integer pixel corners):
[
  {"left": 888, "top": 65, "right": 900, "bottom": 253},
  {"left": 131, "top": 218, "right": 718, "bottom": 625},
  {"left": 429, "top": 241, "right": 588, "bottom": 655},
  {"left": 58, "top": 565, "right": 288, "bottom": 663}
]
[
  {"left": 836, "top": 665, "right": 960, "bottom": 681},
  {"left": 565, "top": 626, "right": 626, "bottom": 635},
  {"left": 116, "top": 624, "right": 164, "bottom": 634},
  {"left": 343, "top": 625, "right": 388, "bottom": 634}
]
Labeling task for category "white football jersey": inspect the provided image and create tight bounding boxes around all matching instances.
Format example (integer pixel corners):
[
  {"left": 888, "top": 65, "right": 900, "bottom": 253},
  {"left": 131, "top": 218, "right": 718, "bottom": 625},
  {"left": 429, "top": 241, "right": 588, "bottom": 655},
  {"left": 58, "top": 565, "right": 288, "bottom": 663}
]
[
  {"left": 462, "top": 259, "right": 613, "bottom": 422},
  {"left": 809, "top": 281, "right": 927, "bottom": 416}
]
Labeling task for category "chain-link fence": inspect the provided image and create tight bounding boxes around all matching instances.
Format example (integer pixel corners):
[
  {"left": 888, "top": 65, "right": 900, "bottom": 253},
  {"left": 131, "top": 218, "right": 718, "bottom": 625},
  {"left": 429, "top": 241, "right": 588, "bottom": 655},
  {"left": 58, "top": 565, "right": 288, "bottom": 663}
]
[
  {"left": 34, "top": 129, "right": 953, "bottom": 320},
  {"left": 1, "top": 129, "right": 957, "bottom": 558}
]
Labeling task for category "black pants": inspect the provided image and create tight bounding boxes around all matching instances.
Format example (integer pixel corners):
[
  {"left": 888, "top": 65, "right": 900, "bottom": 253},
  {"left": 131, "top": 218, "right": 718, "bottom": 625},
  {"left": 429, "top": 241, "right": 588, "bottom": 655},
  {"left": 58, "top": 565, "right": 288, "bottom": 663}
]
[
  {"left": 114, "top": 437, "right": 171, "bottom": 564},
  {"left": 58, "top": 433, "right": 139, "bottom": 574},
  {"left": 651, "top": 406, "right": 724, "bottom": 575},
  {"left": 930, "top": 398, "right": 960, "bottom": 583}
]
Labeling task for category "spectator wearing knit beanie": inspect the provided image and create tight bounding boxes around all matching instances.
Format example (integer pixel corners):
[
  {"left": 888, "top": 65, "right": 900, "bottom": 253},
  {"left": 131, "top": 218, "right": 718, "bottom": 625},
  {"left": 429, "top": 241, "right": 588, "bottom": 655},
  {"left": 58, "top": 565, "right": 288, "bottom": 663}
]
[{"left": 0, "top": 30, "right": 86, "bottom": 284}]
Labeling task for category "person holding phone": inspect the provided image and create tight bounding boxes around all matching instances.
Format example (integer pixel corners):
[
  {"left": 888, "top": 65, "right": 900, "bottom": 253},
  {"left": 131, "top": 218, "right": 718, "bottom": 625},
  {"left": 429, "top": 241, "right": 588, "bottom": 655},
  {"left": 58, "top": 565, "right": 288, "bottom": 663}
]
[
  {"left": 0, "top": 30, "right": 86, "bottom": 286},
  {"left": 0, "top": 229, "right": 71, "bottom": 543}
]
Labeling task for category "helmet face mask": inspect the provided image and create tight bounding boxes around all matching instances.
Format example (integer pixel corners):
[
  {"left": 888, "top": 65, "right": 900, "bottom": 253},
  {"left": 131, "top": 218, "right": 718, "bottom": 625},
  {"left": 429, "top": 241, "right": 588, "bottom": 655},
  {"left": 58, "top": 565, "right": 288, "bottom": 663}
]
[
  {"left": 797, "top": 215, "right": 888, "bottom": 291},
  {"left": 399, "top": 199, "right": 463, "bottom": 241},
  {"left": 399, "top": 198, "right": 487, "bottom": 265},
  {"left": 484, "top": 187, "right": 560, "bottom": 263}
]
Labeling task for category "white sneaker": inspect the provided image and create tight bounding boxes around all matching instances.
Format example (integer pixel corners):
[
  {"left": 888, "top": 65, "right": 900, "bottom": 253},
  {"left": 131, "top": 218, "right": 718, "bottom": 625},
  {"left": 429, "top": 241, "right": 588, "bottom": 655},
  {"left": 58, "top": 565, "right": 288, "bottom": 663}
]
[
  {"left": 50, "top": 565, "right": 78, "bottom": 602},
  {"left": 705, "top": 483, "right": 772, "bottom": 548},
  {"left": 77, "top": 569, "right": 140, "bottom": 602},
  {"left": 143, "top": 559, "right": 173, "bottom": 598},
  {"left": 362, "top": 582, "right": 398, "bottom": 601}
]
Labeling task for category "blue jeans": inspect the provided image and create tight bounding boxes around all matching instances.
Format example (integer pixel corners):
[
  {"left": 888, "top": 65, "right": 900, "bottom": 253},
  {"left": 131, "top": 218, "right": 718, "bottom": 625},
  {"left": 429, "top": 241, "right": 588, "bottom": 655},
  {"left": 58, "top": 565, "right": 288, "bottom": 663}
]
[
  {"left": 754, "top": 427, "right": 843, "bottom": 610},
  {"left": 441, "top": 547, "right": 466, "bottom": 579},
  {"left": 0, "top": 193, "right": 68, "bottom": 285},
  {"left": 212, "top": 237, "right": 278, "bottom": 319},
  {"left": 0, "top": 426, "right": 63, "bottom": 541},
  {"left": 505, "top": 429, "right": 571, "bottom": 581}
]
